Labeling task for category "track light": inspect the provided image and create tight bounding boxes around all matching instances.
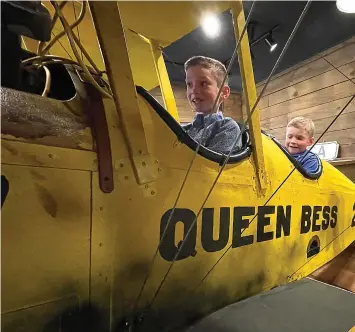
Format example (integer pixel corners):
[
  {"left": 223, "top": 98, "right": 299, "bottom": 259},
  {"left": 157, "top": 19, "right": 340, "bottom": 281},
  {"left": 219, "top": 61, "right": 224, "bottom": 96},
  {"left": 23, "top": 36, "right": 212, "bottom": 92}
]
[
  {"left": 265, "top": 34, "right": 277, "bottom": 52},
  {"left": 336, "top": 0, "right": 355, "bottom": 13},
  {"left": 201, "top": 13, "right": 221, "bottom": 38}
]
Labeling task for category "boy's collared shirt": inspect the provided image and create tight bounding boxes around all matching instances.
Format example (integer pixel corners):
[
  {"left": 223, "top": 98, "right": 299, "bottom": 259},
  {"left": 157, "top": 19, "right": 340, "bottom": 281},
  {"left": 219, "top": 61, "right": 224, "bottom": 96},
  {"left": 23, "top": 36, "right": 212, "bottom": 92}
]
[
  {"left": 291, "top": 149, "right": 320, "bottom": 174},
  {"left": 182, "top": 111, "right": 242, "bottom": 154}
]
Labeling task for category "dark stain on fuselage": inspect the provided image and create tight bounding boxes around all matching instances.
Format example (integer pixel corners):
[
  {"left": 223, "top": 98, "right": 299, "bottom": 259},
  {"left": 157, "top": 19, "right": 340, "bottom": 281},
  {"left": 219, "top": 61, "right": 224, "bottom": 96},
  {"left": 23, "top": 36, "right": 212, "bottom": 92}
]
[
  {"left": 31, "top": 170, "right": 47, "bottom": 181},
  {"left": 35, "top": 183, "right": 57, "bottom": 218},
  {"left": 2, "top": 141, "right": 19, "bottom": 155}
]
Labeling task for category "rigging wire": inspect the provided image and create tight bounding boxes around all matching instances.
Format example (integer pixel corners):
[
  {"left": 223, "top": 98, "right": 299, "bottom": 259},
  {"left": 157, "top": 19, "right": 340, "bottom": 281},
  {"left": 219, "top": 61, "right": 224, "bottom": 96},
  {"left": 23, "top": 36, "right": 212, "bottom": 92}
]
[
  {"left": 72, "top": 0, "right": 84, "bottom": 60},
  {"left": 183, "top": 93, "right": 354, "bottom": 298},
  {"left": 51, "top": 0, "right": 112, "bottom": 98},
  {"left": 145, "top": 0, "right": 312, "bottom": 313},
  {"left": 130, "top": 1, "right": 257, "bottom": 316},
  {"left": 51, "top": 31, "right": 73, "bottom": 60},
  {"left": 38, "top": 1, "right": 68, "bottom": 55},
  {"left": 289, "top": 222, "right": 354, "bottom": 279},
  {"left": 40, "top": 1, "right": 87, "bottom": 56},
  {"left": 22, "top": 55, "right": 99, "bottom": 76},
  {"left": 49, "top": 1, "right": 102, "bottom": 74},
  {"left": 32, "top": 1, "right": 106, "bottom": 97}
]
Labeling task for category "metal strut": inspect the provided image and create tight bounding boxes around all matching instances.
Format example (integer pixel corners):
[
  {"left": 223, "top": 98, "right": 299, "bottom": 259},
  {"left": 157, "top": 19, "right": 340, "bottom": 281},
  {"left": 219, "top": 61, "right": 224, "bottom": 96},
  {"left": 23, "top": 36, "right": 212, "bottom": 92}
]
[
  {"left": 145, "top": 0, "right": 313, "bottom": 314},
  {"left": 129, "top": 0, "right": 257, "bottom": 317}
]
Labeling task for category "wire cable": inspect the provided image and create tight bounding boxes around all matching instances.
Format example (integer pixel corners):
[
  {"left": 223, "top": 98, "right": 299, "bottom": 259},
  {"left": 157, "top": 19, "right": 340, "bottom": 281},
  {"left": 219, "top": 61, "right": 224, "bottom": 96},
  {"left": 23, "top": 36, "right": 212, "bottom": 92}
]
[
  {"left": 130, "top": 1, "right": 257, "bottom": 316},
  {"left": 146, "top": 0, "right": 312, "bottom": 312},
  {"left": 188, "top": 93, "right": 354, "bottom": 296},
  {"left": 51, "top": 0, "right": 112, "bottom": 99},
  {"left": 41, "top": 65, "right": 51, "bottom": 97},
  {"left": 41, "top": 1, "right": 87, "bottom": 56}
]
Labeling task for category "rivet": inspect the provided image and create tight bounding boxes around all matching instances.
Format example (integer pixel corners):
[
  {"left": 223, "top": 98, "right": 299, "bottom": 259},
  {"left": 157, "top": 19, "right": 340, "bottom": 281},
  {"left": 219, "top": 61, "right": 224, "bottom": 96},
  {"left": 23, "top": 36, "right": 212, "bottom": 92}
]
[
  {"left": 99, "top": 243, "right": 103, "bottom": 247},
  {"left": 120, "top": 163, "right": 124, "bottom": 168},
  {"left": 155, "top": 160, "right": 159, "bottom": 164},
  {"left": 100, "top": 207, "right": 104, "bottom": 211},
  {"left": 48, "top": 153, "right": 53, "bottom": 158},
  {"left": 142, "top": 161, "right": 146, "bottom": 166},
  {"left": 138, "top": 150, "right": 143, "bottom": 155},
  {"left": 124, "top": 176, "right": 129, "bottom": 180},
  {"left": 145, "top": 184, "right": 149, "bottom": 189},
  {"left": 151, "top": 191, "right": 155, "bottom": 195},
  {"left": 158, "top": 168, "right": 162, "bottom": 172}
]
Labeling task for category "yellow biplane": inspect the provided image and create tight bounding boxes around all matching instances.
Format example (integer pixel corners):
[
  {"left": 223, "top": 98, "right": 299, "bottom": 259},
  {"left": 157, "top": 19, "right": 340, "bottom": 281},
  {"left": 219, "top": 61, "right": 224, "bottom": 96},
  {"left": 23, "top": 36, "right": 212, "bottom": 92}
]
[{"left": 1, "top": 1, "right": 355, "bottom": 331}]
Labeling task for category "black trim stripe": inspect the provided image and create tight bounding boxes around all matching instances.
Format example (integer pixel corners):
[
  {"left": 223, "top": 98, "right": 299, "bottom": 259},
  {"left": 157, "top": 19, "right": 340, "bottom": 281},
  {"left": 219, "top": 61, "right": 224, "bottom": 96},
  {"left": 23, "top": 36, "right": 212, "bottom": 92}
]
[
  {"left": 136, "top": 86, "right": 252, "bottom": 165},
  {"left": 262, "top": 131, "right": 323, "bottom": 180},
  {"left": 136, "top": 86, "right": 322, "bottom": 179}
]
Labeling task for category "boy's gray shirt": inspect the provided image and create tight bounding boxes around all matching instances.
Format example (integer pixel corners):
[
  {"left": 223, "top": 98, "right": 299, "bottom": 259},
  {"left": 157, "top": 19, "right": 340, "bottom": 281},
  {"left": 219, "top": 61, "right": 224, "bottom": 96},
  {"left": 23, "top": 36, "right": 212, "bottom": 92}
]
[{"left": 182, "top": 112, "right": 242, "bottom": 154}]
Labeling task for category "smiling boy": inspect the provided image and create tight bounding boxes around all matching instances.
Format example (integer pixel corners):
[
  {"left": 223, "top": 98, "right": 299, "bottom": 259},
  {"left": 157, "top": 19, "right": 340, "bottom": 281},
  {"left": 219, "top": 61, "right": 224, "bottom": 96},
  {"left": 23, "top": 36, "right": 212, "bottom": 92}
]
[
  {"left": 182, "top": 56, "right": 242, "bottom": 155},
  {"left": 285, "top": 116, "right": 320, "bottom": 173}
]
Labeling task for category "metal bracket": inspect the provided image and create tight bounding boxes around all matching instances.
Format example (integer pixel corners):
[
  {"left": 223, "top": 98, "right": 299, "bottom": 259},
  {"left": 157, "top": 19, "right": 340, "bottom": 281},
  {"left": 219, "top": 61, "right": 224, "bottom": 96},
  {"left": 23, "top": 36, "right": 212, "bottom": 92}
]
[
  {"left": 89, "top": 1, "right": 157, "bottom": 186},
  {"left": 83, "top": 84, "right": 114, "bottom": 193}
]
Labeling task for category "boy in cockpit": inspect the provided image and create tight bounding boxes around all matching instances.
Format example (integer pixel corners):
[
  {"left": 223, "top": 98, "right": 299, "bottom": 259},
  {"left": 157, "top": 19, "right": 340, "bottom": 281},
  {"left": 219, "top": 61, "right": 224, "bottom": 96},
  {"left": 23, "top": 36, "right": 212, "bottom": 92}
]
[
  {"left": 285, "top": 116, "right": 320, "bottom": 173},
  {"left": 182, "top": 56, "right": 242, "bottom": 155}
]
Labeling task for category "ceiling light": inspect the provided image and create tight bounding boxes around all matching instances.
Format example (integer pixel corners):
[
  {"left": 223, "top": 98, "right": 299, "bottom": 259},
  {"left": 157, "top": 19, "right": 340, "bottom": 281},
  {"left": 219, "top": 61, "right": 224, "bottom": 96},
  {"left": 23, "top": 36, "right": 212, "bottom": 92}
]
[
  {"left": 201, "top": 13, "right": 220, "bottom": 38},
  {"left": 265, "top": 35, "right": 278, "bottom": 52},
  {"left": 336, "top": 0, "right": 355, "bottom": 13}
]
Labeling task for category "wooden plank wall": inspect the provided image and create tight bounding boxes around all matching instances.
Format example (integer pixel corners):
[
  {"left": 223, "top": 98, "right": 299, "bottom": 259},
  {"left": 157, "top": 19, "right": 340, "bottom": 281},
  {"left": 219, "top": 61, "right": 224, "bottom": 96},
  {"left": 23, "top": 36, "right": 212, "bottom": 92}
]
[
  {"left": 150, "top": 83, "right": 243, "bottom": 124},
  {"left": 250, "top": 36, "right": 355, "bottom": 158},
  {"left": 311, "top": 242, "right": 355, "bottom": 293}
]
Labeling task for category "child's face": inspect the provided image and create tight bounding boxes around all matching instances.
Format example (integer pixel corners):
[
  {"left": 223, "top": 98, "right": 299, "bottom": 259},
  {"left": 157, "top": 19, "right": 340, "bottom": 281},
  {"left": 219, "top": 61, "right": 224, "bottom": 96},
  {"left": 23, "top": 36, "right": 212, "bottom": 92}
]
[
  {"left": 285, "top": 126, "right": 314, "bottom": 155},
  {"left": 185, "top": 65, "right": 230, "bottom": 114}
]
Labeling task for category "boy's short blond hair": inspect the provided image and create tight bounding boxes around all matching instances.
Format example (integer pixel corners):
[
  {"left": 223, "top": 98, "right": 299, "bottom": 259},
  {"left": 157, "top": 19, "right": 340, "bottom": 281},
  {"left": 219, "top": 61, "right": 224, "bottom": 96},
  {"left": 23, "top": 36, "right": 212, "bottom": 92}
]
[
  {"left": 287, "top": 116, "right": 315, "bottom": 137},
  {"left": 184, "top": 56, "right": 228, "bottom": 87}
]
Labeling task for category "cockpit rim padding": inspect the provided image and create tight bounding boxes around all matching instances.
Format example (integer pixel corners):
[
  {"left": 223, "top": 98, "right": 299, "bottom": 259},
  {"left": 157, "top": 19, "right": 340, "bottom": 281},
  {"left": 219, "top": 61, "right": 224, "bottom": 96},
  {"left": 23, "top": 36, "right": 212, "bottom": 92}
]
[
  {"left": 262, "top": 131, "right": 323, "bottom": 180},
  {"left": 136, "top": 85, "right": 252, "bottom": 165}
]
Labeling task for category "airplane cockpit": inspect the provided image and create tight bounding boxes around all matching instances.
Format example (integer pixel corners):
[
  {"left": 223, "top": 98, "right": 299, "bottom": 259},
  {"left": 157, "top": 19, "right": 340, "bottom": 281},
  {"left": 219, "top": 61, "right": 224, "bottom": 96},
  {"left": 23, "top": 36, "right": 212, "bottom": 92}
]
[
  {"left": 137, "top": 86, "right": 252, "bottom": 165},
  {"left": 1, "top": 0, "right": 323, "bottom": 181}
]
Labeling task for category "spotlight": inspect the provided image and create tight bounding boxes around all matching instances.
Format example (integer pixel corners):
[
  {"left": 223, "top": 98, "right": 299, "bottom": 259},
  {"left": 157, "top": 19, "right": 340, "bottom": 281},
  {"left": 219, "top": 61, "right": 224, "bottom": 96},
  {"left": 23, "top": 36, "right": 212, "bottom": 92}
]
[
  {"left": 336, "top": 0, "right": 355, "bottom": 13},
  {"left": 201, "top": 13, "right": 220, "bottom": 38},
  {"left": 265, "top": 35, "right": 277, "bottom": 52}
]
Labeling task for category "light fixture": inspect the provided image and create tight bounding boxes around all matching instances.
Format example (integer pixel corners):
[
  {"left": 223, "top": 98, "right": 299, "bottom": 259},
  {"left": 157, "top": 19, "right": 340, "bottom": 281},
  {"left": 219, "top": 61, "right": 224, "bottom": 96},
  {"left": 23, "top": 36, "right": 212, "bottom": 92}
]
[
  {"left": 201, "top": 13, "right": 221, "bottom": 38},
  {"left": 336, "top": 0, "right": 355, "bottom": 13},
  {"left": 265, "top": 34, "right": 278, "bottom": 52}
]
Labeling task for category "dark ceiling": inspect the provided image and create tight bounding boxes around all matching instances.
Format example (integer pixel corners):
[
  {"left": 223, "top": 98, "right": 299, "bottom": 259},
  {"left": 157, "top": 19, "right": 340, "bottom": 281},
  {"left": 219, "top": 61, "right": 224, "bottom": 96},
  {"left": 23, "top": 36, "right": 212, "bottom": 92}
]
[{"left": 163, "top": 1, "right": 355, "bottom": 91}]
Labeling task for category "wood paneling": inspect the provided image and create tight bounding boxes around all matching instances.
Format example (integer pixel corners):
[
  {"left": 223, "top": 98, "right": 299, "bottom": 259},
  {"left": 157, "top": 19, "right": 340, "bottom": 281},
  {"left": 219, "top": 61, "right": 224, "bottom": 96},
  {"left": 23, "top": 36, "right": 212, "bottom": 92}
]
[
  {"left": 311, "top": 242, "right": 355, "bottom": 293},
  {"left": 255, "top": 35, "right": 355, "bottom": 92},
  {"left": 150, "top": 83, "right": 243, "bottom": 123},
  {"left": 256, "top": 58, "right": 333, "bottom": 96},
  {"left": 261, "top": 97, "right": 355, "bottom": 130},
  {"left": 338, "top": 144, "right": 355, "bottom": 159},
  {"left": 267, "top": 127, "right": 355, "bottom": 145},
  {"left": 323, "top": 43, "right": 355, "bottom": 68},
  {"left": 318, "top": 35, "right": 355, "bottom": 57},
  {"left": 260, "top": 81, "right": 355, "bottom": 120},
  {"left": 265, "top": 69, "right": 348, "bottom": 107},
  {"left": 256, "top": 54, "right": 323, "bottom": 90},
  {"left": 223, "top": 94, "right": 243, "bottom": 122},
  {"left": 254, "top": 35, "right": 355, "bottom": 159},
  {"left": 338, "top": 60, "right": 355, "bottom": 80}
]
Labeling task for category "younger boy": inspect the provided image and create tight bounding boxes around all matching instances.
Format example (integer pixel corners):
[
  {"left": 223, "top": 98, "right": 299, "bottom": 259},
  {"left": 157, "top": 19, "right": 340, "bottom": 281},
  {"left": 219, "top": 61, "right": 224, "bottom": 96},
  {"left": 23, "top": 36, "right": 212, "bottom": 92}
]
[
  {"left": 285, "top": 116, "right": 320, "bottom": 173},
  {"left": 182, "top": 56, "right": 242, "bottom": 155}
]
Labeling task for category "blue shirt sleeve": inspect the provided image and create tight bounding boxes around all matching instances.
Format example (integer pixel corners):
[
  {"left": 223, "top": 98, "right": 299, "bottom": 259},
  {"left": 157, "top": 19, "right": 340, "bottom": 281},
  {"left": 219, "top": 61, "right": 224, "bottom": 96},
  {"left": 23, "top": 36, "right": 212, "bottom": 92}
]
[
  {"left": 301, "top": 152, "right": 320, "bottom": 174},
  {"left": 206, "top": 119, "right": 242, "bottom": 154}
]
